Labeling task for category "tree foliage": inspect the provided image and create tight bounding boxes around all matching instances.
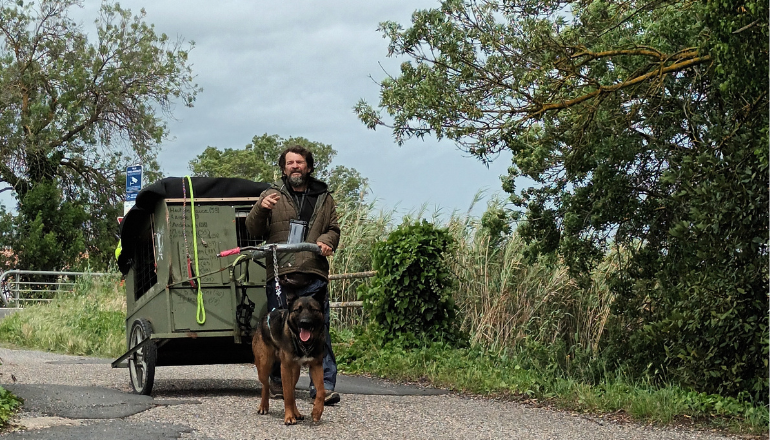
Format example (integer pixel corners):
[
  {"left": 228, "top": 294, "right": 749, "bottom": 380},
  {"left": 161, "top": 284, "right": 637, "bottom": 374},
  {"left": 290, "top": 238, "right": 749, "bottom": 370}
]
[
  {"left": 357, "top": 0, "right": 768, "bottom": 400},
  {"left": 6, "top": 182, "right": 87, "bottom": 270},
  {"left": 0, "top": 0, "right": 198, "bottom": 270},
  {"left": 188, "top": 133, "right": 368, "bottom": 202}
]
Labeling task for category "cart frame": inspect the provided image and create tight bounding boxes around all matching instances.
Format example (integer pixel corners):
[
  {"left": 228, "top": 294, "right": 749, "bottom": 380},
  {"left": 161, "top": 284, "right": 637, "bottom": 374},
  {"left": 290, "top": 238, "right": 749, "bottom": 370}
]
[{"left": 111, "top": 177, "right": 293, "bottom": 395}]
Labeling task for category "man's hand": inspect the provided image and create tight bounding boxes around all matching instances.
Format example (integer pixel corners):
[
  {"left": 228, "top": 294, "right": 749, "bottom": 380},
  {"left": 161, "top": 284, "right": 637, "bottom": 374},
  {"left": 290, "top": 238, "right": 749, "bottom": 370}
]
[
  {"left": 260, "top": 193, "right": 280, "bottom": 210},
  {"left": 317, "top": 241, "right": 333, "bottom": 256}
]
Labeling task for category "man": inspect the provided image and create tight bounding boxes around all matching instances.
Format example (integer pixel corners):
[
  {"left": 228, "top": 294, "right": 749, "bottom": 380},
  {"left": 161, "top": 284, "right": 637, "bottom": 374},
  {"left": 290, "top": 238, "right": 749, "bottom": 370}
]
[{"left": 245, "top": 145, "right": 341, "bottom": 405}]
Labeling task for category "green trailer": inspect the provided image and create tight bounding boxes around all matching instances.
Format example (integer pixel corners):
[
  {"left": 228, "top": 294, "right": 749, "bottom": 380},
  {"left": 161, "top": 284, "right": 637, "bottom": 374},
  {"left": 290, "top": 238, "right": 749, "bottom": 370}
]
[{"left": 112, "top": 177, "right": 303, "bottom": 395}]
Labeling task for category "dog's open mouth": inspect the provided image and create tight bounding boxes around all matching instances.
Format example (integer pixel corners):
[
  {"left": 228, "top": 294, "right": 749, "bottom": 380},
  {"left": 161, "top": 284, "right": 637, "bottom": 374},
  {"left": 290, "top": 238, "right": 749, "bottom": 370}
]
[{"left": 299, "top": 325, "right": 313, "bottom": 342}]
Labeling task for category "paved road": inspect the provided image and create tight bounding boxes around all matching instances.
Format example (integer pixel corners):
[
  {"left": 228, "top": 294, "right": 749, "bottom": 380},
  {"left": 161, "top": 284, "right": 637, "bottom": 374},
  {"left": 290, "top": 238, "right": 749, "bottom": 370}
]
[{"left": 0, "top": 348, "right": 739, "bottom": 440}]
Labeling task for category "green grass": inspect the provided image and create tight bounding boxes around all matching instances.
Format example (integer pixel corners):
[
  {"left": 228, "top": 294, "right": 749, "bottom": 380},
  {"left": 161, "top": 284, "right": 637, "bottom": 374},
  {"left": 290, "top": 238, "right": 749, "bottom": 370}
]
[
  {"left": 333, "top": 327, "right": 770, "bottom": 437},
  {"left": 0, "top": 274, "right": 126, "bottom": 358}
]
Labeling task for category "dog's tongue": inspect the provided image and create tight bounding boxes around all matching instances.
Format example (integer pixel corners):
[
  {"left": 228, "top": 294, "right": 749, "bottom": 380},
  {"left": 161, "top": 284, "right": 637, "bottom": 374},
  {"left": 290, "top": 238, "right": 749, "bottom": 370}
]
[{"left": 300, "top": 328, "right": 311, "bottom": 342}]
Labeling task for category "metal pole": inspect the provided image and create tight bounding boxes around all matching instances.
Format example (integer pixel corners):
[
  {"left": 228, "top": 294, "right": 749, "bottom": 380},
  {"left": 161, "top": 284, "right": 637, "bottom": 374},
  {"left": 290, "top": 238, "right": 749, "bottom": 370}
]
[
  {"left": 328, "top": 271, "right": 376, "bottom": 281},
  {"left": 327, "top": 271, "right": 376, "bottom": 309},
  {"left": 329, "top": 300, "right": 364, "bottom": 309}
]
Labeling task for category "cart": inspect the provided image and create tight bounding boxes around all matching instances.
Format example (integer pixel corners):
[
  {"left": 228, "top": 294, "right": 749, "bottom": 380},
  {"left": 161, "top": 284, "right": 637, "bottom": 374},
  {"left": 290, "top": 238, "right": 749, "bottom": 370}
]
[{"left": 111, "top": 176, "right": 317, "bottom": 395}]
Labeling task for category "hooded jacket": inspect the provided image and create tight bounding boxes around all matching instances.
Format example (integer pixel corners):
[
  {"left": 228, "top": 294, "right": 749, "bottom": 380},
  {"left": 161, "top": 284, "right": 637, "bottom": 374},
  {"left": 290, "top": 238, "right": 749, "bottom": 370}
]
[{"left": 245, "top": 176, "right": 340, "bottom": 282}]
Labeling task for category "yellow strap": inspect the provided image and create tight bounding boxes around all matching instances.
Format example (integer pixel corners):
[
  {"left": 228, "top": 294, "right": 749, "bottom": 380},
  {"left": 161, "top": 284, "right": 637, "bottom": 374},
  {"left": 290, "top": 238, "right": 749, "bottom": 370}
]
[{"left": 185, "top": 176, "right": 206, "bottom": 325}]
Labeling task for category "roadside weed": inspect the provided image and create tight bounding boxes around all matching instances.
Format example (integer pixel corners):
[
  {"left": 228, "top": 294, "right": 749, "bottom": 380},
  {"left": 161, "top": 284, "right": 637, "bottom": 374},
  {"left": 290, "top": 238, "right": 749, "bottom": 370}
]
[{"left": 0, "top": 274, "right": 125, "bottom": 358}]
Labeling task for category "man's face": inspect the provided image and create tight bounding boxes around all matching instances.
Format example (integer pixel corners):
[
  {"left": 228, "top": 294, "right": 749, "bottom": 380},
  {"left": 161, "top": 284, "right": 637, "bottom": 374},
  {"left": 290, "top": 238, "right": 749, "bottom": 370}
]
[{"left": 283, "top": 152, "right": 309, "bottom": 188}]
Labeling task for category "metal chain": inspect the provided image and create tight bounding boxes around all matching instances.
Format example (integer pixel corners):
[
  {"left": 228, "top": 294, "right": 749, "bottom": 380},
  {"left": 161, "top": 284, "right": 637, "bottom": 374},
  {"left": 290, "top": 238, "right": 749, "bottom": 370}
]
[{"left": 271, "top": 244, "right": 285, "bottom": 309}]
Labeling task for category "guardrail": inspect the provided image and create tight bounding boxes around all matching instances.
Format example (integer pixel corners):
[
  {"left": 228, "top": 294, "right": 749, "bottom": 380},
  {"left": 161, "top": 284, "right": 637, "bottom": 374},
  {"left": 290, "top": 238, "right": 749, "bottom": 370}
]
[
  {"left": 0, "top": 270, "right": 114, "bottom": 308},
  {"left": 328, "top": 270, "right": 375, "bottom": 309},
  {"left": 0, "top": 269, "right": 373, "bottom": 309}
]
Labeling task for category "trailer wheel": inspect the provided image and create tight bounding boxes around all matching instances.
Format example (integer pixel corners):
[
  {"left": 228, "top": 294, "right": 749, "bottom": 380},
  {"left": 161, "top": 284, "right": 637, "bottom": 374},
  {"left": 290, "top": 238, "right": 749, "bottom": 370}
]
[{"left": 128, "top": 318, "right": 156, "bottom": 395}]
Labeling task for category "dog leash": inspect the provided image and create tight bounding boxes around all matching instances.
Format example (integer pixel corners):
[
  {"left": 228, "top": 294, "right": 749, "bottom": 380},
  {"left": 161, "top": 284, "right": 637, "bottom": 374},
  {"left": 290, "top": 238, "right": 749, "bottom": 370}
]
[
  {"left": 266, "top": 245, "right": 286, "bottom": 331},
  {"left": 270, "top": 244, "right": 287, "bottom": 310}
]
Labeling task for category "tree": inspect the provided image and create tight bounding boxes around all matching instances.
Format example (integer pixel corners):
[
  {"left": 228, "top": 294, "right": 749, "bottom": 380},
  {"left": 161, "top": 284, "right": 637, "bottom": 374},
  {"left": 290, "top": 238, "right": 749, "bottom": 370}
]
[
  {"left": 0, "top": 0, "right": 198, "bottom": 270},
  {"left": 188, "top": 133, "right": 368, "bottom": 203},
  {"left": 356, "top": 0, "right": 768, "bottom": 400}
]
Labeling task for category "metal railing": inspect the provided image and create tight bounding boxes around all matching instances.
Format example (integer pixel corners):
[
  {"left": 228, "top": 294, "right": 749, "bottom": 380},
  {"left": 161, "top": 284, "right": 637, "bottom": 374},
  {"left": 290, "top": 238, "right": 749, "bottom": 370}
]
[
  {"left": 0, "top": 269, "right": 373, "bottom": 309},
  {"left": 0, "top": 270, "right": 114, "bottom": 308},
  {"left": 328, "top": 270, "right": 375, "bottom": 309}
]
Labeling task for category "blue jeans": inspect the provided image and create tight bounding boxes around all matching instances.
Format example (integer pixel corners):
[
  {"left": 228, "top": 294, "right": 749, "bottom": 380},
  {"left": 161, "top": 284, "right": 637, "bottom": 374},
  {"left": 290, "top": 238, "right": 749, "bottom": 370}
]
[{"left": 266, "top": 275, "right": 337, "bottom": 392}]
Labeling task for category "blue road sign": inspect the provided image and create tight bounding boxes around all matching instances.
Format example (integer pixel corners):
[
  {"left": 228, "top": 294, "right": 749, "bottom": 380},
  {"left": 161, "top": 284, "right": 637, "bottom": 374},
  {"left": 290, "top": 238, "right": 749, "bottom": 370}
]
[
  {"left": 126, "top": 192, "right": 137, "bottom": 202},
  {"left": 126, "top": 165, "right": 143, "bottom": 193}
]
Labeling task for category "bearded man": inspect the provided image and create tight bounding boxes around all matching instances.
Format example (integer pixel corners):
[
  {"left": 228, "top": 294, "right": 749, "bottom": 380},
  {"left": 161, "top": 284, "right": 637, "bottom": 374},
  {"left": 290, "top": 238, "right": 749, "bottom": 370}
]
[{"left": 246, "top": 145, "right": 341, "bottom": 405}]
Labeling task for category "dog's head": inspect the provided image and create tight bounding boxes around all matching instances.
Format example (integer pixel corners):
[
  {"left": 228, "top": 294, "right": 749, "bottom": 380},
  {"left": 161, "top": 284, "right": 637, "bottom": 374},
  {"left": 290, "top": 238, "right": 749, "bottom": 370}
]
[{"left": 287, "top": 292, "right": 325, "bottom": 344}]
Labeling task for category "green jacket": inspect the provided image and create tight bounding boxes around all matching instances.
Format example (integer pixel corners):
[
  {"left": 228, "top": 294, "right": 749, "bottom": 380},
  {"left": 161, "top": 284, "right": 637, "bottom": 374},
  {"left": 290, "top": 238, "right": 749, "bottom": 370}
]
[{"left": 245, "top": 176, "right": 340, "bottom": 281}]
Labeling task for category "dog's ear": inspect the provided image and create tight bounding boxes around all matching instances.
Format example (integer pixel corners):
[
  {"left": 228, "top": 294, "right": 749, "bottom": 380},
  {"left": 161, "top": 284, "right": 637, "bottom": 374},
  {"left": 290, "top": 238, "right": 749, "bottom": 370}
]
[
  {"left": 310, "top": 289, "right": 325, "bottom": 307},
  {"left": 285, "top": 290, "right": 299, "bottom": 307}
]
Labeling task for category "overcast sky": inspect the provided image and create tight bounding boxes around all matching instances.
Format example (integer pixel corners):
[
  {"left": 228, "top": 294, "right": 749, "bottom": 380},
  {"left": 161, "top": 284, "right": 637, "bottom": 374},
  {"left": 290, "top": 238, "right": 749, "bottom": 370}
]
[{"left": 5, "top": 0, "right": 515, "bottom": 219}]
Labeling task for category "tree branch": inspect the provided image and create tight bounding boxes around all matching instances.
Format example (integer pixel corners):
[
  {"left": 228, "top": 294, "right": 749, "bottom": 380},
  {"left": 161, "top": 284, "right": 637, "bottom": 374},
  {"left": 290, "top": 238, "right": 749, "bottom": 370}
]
[{"left": 530, "top": 54, "right": 712, "bottom": 119}]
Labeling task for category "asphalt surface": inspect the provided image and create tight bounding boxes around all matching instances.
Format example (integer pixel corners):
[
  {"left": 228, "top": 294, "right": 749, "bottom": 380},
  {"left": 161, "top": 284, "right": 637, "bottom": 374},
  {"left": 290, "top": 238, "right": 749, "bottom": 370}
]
[{"left": 0, "top": 347, "right": 743, "bottom": 440}]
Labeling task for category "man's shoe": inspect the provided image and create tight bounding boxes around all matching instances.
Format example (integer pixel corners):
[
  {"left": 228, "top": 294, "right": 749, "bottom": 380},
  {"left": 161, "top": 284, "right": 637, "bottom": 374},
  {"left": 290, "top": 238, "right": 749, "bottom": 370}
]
[
  {"left": 323, "top": 390, "right": 340, "bottom": 405},
  {"left": 269, "top": 380, "right": 283, "bottom": 399},
  {"left": 309, "top": 386, "right": 340, "bottom": 405}
]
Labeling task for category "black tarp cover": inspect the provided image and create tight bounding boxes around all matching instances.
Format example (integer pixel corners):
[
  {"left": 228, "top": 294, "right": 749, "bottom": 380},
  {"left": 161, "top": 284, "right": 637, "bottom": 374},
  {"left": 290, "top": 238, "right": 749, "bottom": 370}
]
[{"left": 117, "top": 177, "right": 270, "bottom": 274}]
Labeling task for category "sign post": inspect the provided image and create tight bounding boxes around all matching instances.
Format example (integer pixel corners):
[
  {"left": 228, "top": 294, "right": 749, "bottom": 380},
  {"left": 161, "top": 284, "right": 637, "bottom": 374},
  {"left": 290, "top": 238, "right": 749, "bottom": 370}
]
[{"left": 125, "top": 165, "right": 143, "bottom": 216}]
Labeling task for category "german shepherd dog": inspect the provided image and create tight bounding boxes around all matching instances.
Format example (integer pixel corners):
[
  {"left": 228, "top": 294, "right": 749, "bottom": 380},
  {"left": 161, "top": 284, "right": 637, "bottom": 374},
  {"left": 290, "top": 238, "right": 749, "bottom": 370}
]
[{"left": 252, "top": 289, "right": 326, "bottom": 425}]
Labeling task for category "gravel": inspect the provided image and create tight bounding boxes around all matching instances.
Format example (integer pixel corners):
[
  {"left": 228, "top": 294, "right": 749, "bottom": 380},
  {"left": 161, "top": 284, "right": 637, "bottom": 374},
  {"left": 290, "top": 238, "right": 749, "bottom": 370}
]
[{"left": 0, "top": 348, "right": 744, "bottom": 440}]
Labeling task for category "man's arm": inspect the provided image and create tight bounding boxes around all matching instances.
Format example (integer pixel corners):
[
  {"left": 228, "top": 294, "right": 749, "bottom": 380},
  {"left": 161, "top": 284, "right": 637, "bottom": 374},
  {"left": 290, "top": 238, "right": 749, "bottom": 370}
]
[
  {"left": 315, "top": 198, "right": 340, "bottom": 256},
  {"left": 245, "top": 190, "right": 279, "bottom": 238}
]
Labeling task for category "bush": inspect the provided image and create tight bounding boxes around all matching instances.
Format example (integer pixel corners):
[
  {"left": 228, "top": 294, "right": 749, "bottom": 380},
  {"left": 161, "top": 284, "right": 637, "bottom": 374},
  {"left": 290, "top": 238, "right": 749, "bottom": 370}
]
[
  {"left": 359, "top": 220, "right": 465, "bottom": 346},
  {"left": 0, "top": 386, "right": 21, "bottom": 428}
]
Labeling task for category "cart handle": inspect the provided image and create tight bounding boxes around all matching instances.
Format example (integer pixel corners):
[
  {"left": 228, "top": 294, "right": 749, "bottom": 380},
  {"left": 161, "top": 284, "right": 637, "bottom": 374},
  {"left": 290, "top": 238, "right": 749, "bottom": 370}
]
[{"left": 217, "top": 243, "right": 321, "bottom": 259}]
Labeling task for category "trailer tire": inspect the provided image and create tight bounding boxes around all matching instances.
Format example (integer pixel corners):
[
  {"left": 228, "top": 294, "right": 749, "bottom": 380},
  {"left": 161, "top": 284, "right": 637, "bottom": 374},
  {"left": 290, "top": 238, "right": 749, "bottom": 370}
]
[{"left": 128, "top": 318, "right": 156, "bottom": 395}]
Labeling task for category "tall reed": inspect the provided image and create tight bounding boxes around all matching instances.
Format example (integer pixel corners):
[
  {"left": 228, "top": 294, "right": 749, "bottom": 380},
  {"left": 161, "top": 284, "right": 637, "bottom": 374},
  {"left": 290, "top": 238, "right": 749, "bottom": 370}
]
[
  {"left": 327, "top": 196, "right": 392, "bottom": 326},
  {"left": 445, "top": 206, "right": 617, "bottom": 355},
  {"left": 327, "top": 194, "right": 618, "bottom": 358}
]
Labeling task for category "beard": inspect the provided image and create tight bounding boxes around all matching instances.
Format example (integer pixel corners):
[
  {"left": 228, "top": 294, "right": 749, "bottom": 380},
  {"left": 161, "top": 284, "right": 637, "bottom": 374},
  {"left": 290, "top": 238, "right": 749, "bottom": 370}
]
[{"left": 287, "top": 172, "right": 308, "bottom": 188}]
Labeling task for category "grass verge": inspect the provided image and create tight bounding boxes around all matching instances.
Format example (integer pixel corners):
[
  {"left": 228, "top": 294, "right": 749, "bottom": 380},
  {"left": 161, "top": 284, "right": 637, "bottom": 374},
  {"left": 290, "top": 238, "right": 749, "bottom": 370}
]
[
  {"left": 0, "top": 274, "right": 126, "bottom": 358},
  {"left": 333, "top": 327, "right": 769, "bottom": 438}
]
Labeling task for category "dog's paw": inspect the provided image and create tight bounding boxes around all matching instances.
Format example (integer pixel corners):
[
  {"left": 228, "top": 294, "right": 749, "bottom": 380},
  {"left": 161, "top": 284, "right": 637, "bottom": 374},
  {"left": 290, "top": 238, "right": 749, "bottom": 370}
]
[
  {"left": 293, "top": 411, "right": 305, "bottom": 421},
  {"left": 257, "top": 406, "right": 269, "bottom": 415},
  {"left": 283, "top": 416, "right": 298, "bottom": 425}
]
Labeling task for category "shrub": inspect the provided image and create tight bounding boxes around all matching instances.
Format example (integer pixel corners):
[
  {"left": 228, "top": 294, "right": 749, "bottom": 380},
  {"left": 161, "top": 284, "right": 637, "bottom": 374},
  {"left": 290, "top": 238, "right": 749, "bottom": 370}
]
[
  {"left": 0, "top": 386, "right": 21, "bottom": 428},
  {"left": 359, "top": 220, "right": 465, "bottom": 346}
]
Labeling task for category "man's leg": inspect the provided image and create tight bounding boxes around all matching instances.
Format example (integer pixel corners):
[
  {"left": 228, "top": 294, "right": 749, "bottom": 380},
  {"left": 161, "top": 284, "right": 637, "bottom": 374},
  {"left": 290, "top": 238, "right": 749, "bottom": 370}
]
[
  {"left": 318, "top": 293, "right": 340, "bottom": 404},
  {"left": 322, "top": 295, "right": 338, "bottom": 391}
]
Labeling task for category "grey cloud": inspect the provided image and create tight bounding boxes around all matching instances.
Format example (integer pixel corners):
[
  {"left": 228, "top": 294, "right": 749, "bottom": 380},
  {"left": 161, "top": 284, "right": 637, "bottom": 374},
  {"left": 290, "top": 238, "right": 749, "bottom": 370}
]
[{"left": 97, "top": 0, "right": 510, "bottom": 218}]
